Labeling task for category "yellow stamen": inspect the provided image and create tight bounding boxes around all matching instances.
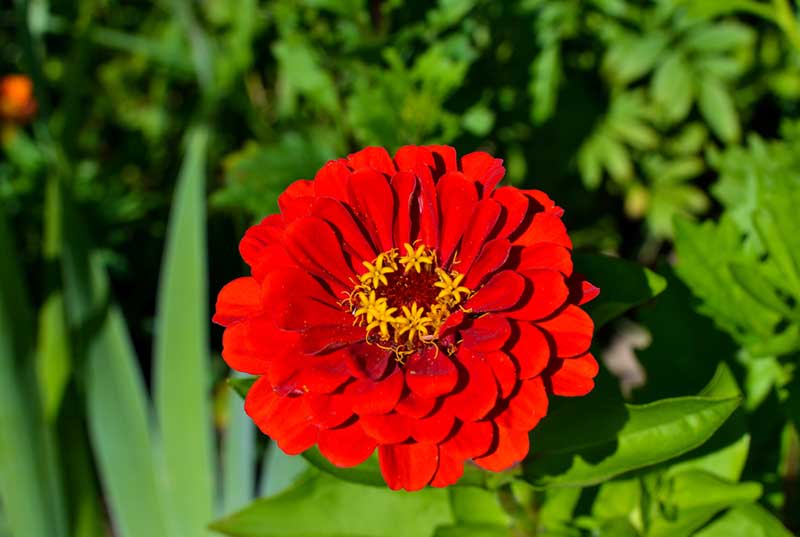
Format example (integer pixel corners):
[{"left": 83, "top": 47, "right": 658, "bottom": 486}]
[{"left": 399, "top": 243, "right": 435, "bottom": 273}]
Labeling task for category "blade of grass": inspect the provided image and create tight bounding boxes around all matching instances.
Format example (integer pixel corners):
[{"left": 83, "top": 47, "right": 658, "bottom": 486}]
[
  {"left": 61, "top": 194, "right": 174, "bottom": 537},
  {"left": 153, "top": 124, "right": 216, "bottom": 533},
  {"left": 223, "top": 374, "right": 256, "bottom": 513},
  {"left": 0, "top": 208, "right": 66, "bottom": 537}
]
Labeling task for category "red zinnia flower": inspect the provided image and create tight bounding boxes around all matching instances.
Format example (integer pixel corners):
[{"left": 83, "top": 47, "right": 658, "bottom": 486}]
[{"left": 214, "top": 146, "right": 599, "bottom": 491}]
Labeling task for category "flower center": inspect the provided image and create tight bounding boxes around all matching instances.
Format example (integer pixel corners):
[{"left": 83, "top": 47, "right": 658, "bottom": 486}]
[{"left": 346, "top": 243, "right": 472, "bottom": 361}]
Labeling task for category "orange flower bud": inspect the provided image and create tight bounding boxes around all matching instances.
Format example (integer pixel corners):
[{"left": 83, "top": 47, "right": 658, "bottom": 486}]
[{"left": 0, "top": 75, "right": 37, "bottom": 124}]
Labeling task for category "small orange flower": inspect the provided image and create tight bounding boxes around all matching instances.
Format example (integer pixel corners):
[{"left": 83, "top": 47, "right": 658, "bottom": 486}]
[{"left": 0, "top": 75, "right": 37, "bottom": 124}]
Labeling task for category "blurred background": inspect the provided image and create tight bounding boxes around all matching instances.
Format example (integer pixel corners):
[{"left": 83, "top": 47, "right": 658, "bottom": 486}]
[{"left": 2, "top": 0, "right": 800, "bottom": 536}]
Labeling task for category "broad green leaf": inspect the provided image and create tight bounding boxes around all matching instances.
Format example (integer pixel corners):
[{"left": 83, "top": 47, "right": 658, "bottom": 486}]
[
  {"left": 448, "top": 487, "right": 509, "bottom": 526},
  {"left": 573, "top": 253, "right": 667, "bottom": 327},
  {"left": 694, "top": 503, "right": 793, "bottom": 537},
  {"left": 0, "top": 206, "right": 66, "bottom": 537},
  {"left": 698, "top": 77, "right": 740, "bottom": 143},
  {"left": 434, "top": 525, "right": 509, "bottom": 537},
  {"left": 652, "top": 53, "right": 693, "bottom": 124},
  {"left": 153, "top": 124, "right": 215, "bottom": 537},
  {"left": 210, "top": 471, "right": 453, "bottom": 537},
  {"left": 658, "top": 470, "right": 761, "bottom": 512},
  {"left": 302, "top": 447, "right": 386, "bottom": 487},
  {"left": 61, "top": 195, "right": 173, "bottom": 537},
  {"left": 523, "top": 364, "right": 741, "bottom": 487}
]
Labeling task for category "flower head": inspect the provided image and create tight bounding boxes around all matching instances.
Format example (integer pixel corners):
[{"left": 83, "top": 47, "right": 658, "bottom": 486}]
[
  {"left": 214, "top": 146, "right": 600, "bottom": 491},
  {"left": 0, "top": 75, "right": 36, "bottom": 124}
]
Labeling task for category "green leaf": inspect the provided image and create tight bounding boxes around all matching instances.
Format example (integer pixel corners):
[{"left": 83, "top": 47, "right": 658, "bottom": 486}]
[
  {"left": 434, "top": 525, "right": 509, "bottom": 537},
  {"left": 462, "top": 104, "right": 495, "bottom": 136},
  {"left": 228, "top": 376, "right": 256, "bottom": 400},
  {"left": 604, "top": 33, "right": 669, "bottom": 86},
  {"left": 301, "top": 447, "right": 386, "bottom": 487},
  {"left": 683, "top": 22, "right": 755, "bottom": 53},
  {"left": 573, "top": 253, "right": 667, "bottom": 327},
  {"left": 210, "top": 471, "right": 453, "bottom": 537},
  {"left": 222, "top": 375, "right": 256, "bottom": 514},
  {"left": 153, "top": 125, "right": 215, "bottom": 536},
  {"left": 523, "top": 364, "right": 741, "bottom": 487},
  {"left": 693, "top": 503, "right": 793, "bottom": 537},
  {"left": 0, "top": 205, "right": 66, "bottom": 537},
  {"left": 448, "top": 488, "right": 509, "bottom": 526},
  {"left": 530, "top": 46, "right": 562, "bottom": 124},
  {"left": 61, "top": 195, "right": 173, "bottom": 537},
  {"left": 261, "top": 443, "right": 309, "bottom": 497},
  {"left": 652, "top": 53, "right": 694, "bottom": 124},
  {"left": 698, "top": 77, "right": 740, "bottom": 143}
]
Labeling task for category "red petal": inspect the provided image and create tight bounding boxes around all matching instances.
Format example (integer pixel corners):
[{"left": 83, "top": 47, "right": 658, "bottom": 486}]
[
  {"left": 461, "top": 314, "right": 511, "bottom": 352},
  {"left": 465, "top": 270, "right": 525, "bottom": 313},
  {"left": 379, "top": 443, "right": 439, "bottom": 491},
  {"left": 345, "top": 368, "right": 404, "bottom": 415},
  {"left": 491, "top": 187, "right": 529, "bottom": 239},
  {"left": 314, "top": 159, "right": 351, "bottom": 200},
  {"left": 443, "top": 349, "right": 498, "bottom": 421},
  {"left": 509, "top": 270, "right": 570, "bottom": 321},
  {"left": 245, "top": 379, "right": 318, "bottom": 454},
  {"left": 524, "top": 189, "right": 557, "bottom": 212},
  {"left": 457, "top": 199, "right": 502, "bottom": 275},
  {"left": 536, "top": 305, "right": 594, "bottom": 358},
  {"left": 317, "top": 421, "right": 377, "bottom": 466},
  {"left": 495, "top": 376, "right": 548, "bottom": 431},
  {"left": 221, "top": 316, "right": 288, "bottom": 375},
  {"left": 416, "top": 168, "right": 440, "bottom": 248},
  {"left": 249, "top": 244, "right": 295, "bottom": 282},
  {"left": 301, "top": 324, "right": 364, "bottom": 355},
  {"left": 473, "top": 426, "right": 529, "bottom": 472},
  {"left": 514, "top": 212, "right": 572, "bottom": 249},
  {"left": 426, "top": 145, "right": 458, "bottom": 175},
  {"left": 485, "top": 350, "right": 518, "bottom": 398},
  {"left": 440, "top": 420, "right": 494, "bottom": 460},
  {"left": 347, "top": 147, "right": 396, "bottom": 175},
  {"left": 574, "top": 277, "right": 600, "bottom": 305},
  {"left": 437, "top": 172, "right": 479, "bottom": 265},
  {"left": 311, "top": 197, "right": 376, "bottom": 262},
  {"left": 307, "top": 392, "right": 355, "bottom": 429},
  {"left": 508, "top": 321, "right": 551, "bottom": 378},
  {"left": 348, "top": 168, "right": 396, "bottom": 252},
  {"left": 460, "top": 151, "right": 505, "bottom": 193},
  {"left": 346, "top": 342, "right": 392, "bottom": 380},
  {"left": 411, "top": 411, "right": 456, "bottom": 443},
  {"left": 360, "top": 412, "right": 412, "bottom": 444},
  {"left": 430, "top": 452, "right": 464, "bottom": 487},
  {"left": 517, "top": 243, "right": 573, "bottom": 276},
  {"left": 391, "top": 171, "right": 417, "bottom": 247},
  {"left": 395, "top": 390, "right": 438, "bottom": 419},
  {"left": 282, "top": 217, "right": 355, "bottom": 290},
  {"left": 394, "top": 146, "right": 435, "bottom": 174},
  {"left": 268, "top": 351, "right": 350, "bottom": 395},
  {"left": 278, "top": 180, "right": 315, "bottom": 213},
  {"left": 406, "top": 346, "right": 459, "bottom": 398},
  {"left": 546, "top": 353, "right": 599, "bottom": 396},
  {"left": 263, "top": 269, "right": 351, "bottom": 331},
  {"left": 213, "top": 277, "right": 262, "bottom": 326},
  {"left": 464, "top": 238, "right": 511, "bottom": 289},
  {"left": 239, "top": 216, "right": 283, "bottom": 270}
]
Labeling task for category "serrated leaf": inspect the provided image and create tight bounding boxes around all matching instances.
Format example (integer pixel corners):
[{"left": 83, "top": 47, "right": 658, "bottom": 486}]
[
  {"left": 210, "top": 471, "right": 453, "bottom": 537},
  {"left": 698, "top": 77, "right": 740, "bottom": 143},
  {"left": 523, "top": 364, "right": 741, "bottom": 487},
  {"left": 573, "top": 253, "right": 667, "bottom": 327}
]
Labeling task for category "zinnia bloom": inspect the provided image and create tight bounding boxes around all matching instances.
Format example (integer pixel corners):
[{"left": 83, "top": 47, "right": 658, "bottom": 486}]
[
  {"left": 214, "top": 146, "right": 599, "bottom": 491},
  {"left": 0, "top": 75, "right": 36, "bottom": 124}
]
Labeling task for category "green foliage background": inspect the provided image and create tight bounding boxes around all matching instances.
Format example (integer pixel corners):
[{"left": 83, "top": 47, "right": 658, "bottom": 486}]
[{"left": 1, "top": 0, "right": 800, "bottom": 536}]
